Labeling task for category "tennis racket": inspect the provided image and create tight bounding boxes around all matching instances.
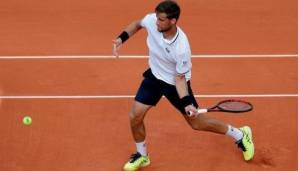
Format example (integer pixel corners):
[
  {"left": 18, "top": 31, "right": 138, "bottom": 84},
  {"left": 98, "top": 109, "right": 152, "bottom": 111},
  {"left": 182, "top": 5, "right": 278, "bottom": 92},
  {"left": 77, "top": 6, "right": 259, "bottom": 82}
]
[{"left": 189, "top": 99, "right": 253, "bottom": 115}]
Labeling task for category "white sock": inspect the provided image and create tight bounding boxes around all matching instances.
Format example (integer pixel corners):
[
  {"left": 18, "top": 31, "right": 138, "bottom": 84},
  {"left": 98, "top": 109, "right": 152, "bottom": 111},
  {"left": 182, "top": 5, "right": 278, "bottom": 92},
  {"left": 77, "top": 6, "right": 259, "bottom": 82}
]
[
  {"left": 226, "top": 125, "right": 243, "bottom": 142},
  {"left": 136, "top": 141, "right": 147, "bottom": 156}
]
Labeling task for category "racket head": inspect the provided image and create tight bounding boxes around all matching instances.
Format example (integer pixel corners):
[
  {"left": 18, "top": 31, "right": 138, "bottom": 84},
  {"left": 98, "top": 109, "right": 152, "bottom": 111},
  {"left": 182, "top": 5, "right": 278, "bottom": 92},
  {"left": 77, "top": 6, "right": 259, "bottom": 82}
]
[{"left": 215, "top": 99, "right": 253, "bottom": 113}]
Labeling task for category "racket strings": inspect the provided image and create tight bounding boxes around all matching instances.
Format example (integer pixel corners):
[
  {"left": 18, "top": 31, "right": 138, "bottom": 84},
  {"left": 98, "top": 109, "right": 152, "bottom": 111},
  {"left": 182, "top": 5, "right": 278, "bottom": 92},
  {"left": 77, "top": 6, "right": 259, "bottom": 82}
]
[{"left": 218, "top": 101, "right": 252, "bottom": 112}]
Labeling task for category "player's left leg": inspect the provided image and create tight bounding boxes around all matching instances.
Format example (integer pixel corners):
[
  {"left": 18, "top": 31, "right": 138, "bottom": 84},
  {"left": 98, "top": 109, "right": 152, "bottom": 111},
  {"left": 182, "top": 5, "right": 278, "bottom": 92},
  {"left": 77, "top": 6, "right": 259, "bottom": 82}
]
[{"left": 123, "top": 69, "right": 164, "bottom": 171}]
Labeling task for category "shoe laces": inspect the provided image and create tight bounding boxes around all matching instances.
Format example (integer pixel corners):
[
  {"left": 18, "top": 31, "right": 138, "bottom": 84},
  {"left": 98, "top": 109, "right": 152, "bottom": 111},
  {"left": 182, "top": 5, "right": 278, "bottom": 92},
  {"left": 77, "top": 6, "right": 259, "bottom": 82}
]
[{"left": 129, "top": 152, "right": 142, "bottom": 163}]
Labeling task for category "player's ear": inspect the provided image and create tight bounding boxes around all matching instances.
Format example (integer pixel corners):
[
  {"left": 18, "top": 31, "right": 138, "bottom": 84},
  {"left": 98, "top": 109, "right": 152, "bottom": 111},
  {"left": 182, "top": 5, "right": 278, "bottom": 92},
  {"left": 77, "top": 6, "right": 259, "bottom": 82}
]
[{"left": 170, "top": 18, "right": 177, "bottom": 25}]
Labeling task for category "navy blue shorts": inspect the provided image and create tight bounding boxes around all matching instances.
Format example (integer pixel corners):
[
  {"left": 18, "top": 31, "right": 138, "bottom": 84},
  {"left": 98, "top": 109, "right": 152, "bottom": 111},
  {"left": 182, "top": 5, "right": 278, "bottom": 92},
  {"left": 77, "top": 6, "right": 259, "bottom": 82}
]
[{"left": 135, "top": 69, "right": 199, "bottom": 115}]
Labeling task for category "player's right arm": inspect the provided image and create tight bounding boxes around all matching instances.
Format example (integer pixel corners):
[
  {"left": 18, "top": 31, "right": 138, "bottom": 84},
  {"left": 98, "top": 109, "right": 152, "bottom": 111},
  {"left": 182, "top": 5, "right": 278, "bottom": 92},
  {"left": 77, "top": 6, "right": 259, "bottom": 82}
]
[{"left": 113, "top": 20, "right": 143, "bottom": 57}]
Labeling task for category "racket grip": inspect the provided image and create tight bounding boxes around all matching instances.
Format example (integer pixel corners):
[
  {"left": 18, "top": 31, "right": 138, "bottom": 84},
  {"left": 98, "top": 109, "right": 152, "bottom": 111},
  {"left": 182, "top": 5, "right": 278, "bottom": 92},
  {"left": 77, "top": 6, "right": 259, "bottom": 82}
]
[
  {"left": 187, "top": 108, "right": 208, "bottom": 116},
  {"left": 197, "top": 109, "right": 208, "bottom": 114}
]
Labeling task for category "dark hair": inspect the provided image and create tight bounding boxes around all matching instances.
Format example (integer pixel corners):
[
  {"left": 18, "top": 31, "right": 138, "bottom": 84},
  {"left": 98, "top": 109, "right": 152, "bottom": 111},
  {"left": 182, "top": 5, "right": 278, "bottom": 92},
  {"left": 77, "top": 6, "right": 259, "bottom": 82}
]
[{"left": 155, "top": 0, "right": 180, "bottom": 20}]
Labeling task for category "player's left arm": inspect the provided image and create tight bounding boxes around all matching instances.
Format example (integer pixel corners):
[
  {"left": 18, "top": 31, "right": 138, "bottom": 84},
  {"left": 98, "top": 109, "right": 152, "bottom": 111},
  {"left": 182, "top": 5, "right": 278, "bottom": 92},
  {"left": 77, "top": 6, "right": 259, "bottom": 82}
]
[{"left": 113, "top": 20, "right": 143, "bottom": 57}]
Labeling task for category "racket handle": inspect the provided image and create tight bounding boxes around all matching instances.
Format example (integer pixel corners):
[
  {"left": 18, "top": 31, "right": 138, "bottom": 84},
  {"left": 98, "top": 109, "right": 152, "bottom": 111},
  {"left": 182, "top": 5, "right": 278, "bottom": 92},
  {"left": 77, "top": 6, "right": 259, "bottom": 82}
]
[
  {"left": 197, "top": 109, "right": 208, "bottom": 114},
  {"left": 187, "top": 108, "right": 208, "bottom": 116}
]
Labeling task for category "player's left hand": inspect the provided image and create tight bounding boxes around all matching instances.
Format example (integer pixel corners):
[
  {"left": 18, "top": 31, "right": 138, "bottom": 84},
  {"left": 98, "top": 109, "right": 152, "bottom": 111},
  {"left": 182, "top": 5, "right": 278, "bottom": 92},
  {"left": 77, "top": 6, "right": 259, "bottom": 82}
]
[{"left": 112, "top": 38, "right": 122, "bottom": 58}]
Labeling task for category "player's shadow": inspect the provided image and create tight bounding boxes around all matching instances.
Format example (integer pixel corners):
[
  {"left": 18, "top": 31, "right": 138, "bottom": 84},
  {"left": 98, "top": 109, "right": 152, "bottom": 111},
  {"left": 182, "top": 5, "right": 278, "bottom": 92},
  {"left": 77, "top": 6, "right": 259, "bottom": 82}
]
[{"left": 252, "top": 147, "right": 276, "bottom": 168}]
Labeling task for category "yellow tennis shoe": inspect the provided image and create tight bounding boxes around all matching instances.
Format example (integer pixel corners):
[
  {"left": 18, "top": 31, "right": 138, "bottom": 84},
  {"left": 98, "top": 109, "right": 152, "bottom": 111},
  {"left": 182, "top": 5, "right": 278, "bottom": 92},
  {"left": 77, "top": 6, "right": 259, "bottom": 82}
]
[
  {"left": 123, "top": 152, "right": 150, "bottom": 171},
  {"left": 236, "top": 126, "right": 254, "bottom": 161}
]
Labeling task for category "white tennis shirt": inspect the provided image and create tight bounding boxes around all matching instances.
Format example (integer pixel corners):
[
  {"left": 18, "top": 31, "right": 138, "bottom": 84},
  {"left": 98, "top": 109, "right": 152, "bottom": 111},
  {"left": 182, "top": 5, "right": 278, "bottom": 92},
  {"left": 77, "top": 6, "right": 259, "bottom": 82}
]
[{"left": 140, "top": 13, "right": 192, "bottom": 85}]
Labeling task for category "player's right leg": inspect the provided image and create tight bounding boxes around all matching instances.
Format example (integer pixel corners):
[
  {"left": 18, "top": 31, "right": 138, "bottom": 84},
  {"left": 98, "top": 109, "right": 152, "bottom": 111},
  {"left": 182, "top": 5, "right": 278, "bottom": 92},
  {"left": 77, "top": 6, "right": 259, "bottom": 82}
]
[
  {"left": 162, "top": 80, "right": 254, "bottom": 161},
  {"left": 184, "top": 114, "right": 254, "bottom": 160}
]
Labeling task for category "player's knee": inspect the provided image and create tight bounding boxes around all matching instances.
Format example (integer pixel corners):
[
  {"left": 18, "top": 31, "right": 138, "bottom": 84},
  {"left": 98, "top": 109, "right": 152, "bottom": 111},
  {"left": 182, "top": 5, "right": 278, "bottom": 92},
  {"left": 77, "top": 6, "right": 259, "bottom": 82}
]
[
  {"left": 189, "top": 118, "right": 217, "bottom": 131},
  {"left": 129, "top": 110, "right": 144, "bottom": 125},
  {"left": 189, "top": 123, "right": 204, "bottom": 131},
  {"left": 188, "top": 117, "right": 209, "bottom": 131}
]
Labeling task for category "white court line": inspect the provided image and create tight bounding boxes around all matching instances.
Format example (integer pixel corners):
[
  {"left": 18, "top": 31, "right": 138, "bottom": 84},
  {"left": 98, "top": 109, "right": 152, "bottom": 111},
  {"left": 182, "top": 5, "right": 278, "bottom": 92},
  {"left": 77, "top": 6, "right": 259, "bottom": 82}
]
[
  {"left": 0, "top": 54, "right": 298, "bottom": 59},
  {"left": 0, "top": 94, "right": 298, "bottom": 99}
]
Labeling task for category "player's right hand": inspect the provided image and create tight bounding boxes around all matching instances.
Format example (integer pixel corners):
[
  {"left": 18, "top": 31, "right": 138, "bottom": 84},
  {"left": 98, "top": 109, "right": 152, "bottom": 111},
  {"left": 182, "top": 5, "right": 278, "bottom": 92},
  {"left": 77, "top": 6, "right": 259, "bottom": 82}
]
[
  {"left": 112, "top": 38, "right": 122, "bottom": 58},
  {"left": 185, "top": 105, "right": 199, "bottom": 117}
]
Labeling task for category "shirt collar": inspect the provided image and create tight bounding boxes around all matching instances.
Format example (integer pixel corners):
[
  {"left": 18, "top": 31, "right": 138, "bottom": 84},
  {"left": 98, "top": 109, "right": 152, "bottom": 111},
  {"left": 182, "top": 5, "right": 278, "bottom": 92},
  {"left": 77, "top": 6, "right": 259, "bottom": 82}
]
[{"left": 162, "top": 28, "right": 179, "bottom": 45}]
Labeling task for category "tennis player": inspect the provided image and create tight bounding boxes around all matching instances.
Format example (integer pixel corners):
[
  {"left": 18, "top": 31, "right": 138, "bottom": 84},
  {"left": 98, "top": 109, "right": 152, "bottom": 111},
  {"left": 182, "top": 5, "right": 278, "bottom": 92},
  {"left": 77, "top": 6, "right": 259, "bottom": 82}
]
[{"left": 113, "top": 1, "right": 254, "bottom": 170}]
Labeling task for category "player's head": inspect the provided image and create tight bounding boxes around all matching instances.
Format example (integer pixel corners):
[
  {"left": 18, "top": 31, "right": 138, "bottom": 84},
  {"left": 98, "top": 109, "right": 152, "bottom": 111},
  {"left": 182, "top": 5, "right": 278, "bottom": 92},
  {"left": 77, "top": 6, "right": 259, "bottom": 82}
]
[
  {"left": 155, "top": 0, "right": 180, "bottom": 32},
  {"left": 155, "top": 0, "right": 180, "bottom": 20}
]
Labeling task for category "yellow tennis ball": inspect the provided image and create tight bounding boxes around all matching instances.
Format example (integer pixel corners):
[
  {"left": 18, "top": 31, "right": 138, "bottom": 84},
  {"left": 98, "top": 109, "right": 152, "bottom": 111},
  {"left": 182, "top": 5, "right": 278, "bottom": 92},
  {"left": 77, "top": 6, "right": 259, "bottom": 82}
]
[{"left": 23, "top": 116, "right": 32, "bottom": 125}]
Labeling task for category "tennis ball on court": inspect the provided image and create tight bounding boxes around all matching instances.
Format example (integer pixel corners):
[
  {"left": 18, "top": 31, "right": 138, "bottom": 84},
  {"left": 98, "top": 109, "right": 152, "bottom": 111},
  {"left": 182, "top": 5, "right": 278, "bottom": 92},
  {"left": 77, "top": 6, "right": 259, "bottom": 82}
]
[{"left": 23, "top": 116, "right": 32, "bottom": 125}]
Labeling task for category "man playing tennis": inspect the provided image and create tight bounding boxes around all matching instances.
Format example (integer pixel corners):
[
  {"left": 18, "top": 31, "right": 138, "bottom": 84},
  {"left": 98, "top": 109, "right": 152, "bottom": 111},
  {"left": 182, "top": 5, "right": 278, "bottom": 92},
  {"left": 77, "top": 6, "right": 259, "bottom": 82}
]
[{"left": 113, "top": 1, "right": 254, "bottom": 170}]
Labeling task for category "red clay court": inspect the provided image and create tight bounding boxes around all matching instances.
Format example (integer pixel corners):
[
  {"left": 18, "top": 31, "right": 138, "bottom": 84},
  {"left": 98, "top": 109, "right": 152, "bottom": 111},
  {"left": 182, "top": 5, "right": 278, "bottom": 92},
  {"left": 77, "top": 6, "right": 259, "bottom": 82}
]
[{"left": 0, "top": 0, "right": 298, "bottom": 170}]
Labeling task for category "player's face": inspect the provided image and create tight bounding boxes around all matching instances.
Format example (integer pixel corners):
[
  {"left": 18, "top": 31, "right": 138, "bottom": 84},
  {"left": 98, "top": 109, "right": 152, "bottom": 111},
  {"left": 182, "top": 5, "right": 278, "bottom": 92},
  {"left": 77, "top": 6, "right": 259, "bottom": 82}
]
[{"left": 156, "top": 12, "right": 176, "bottom": 32}]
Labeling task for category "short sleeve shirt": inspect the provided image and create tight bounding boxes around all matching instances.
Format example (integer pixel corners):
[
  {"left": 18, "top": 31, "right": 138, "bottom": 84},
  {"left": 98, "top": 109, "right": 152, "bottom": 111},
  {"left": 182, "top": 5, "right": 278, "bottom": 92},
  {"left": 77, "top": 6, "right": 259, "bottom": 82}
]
[{"left": 140, "top": 13, "right": 192, "bottom": 85}]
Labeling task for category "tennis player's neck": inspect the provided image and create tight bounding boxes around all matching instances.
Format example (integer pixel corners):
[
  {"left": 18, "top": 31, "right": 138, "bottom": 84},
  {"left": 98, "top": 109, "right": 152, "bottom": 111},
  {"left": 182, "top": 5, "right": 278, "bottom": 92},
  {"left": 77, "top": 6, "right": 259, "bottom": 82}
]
[{"left": 163, "top": 26, "right": 177, "bottom": 40}]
